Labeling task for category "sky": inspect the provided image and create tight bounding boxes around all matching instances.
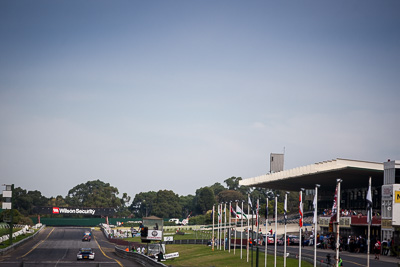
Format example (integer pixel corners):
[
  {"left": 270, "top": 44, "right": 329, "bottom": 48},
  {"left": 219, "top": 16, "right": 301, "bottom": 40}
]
[{"left": 1, "top": 1, "right": 399, "bottom": 201}]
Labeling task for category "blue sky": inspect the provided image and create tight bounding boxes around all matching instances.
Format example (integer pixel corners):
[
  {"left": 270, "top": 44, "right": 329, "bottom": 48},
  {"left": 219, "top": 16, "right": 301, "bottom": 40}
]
[{"left": 1, "top": 1, "right": 399, "bottom": 200}]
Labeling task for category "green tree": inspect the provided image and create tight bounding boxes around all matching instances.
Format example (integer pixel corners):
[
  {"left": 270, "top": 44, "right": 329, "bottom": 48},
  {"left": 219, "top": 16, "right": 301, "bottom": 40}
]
[
  {"left": 65, "top": 180, "right": 129, "bottom": 211},
  {"left": 224, "top": 176, "right": 242, "bottom": 191},
  {"left": 47, "top": 195, "right": 68, "bottom": 207},
  {"left": 209, "top": 182, "right": 226, "bottom": 196},
  {"left": 217, "top": 190, "right": 244, "bottom": 203},
  {"left": 194, "top": 187, "right": 216, "bottom": 214},
  {"left": 179, "top": 194, "right": 195, "bottom": 218},
  {"left": 13, "top": 187, "right": 48, "bottom": 216},
  {"left": 152, "top": 190, "right": 182, "bottom": 218},
  {"left": 130, "top": 191, "right": 157, "bottom": 217},
  {"left": 1, "top": 209, "right": 33, "bottom": 225}
]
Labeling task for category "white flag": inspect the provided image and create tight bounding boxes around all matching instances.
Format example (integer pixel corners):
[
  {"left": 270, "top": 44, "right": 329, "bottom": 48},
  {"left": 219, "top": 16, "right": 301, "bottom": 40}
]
[
  {"left": 313, "top": 193, "right": 317, "bottom": 224},
  {"left": 236, "top": 205, "right": 247, "bottom": 219},
  {"left": 248, "top": 195, "right": 253, "bottom": 208},
  {"left": 366, "top": 184, "right": 373, "bottom": 224},
  {"left": 332, "top": 185, "right": 338, "bottom": 216},
  {"left": 284, "top": 195, "right": 287, "bottom": 225}
]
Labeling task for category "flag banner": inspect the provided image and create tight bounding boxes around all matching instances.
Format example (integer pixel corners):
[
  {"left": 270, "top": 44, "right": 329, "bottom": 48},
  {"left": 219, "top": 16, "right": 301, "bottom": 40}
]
[
  {"left": 332, "top": 185, "right": 338, "bottom": 217},
  {"left": 248, "top": 195, "right": 253, "bottom": 209},
  {"left": 218, "top": 204, "right": 221, "bottom": 223},
  {"left": 299, "top": 192, "right": 303, "bottom": 227},
  {"left": 265, "top": 201, "right": 268, "bottom": 220},
  {"left": 284, "top": 197, "right": 287, "bottom": 225},
  {"left": 366, "top": 184, "right": 373, "bottom": 224},
  {"left": 313, "top": 193, "right": 317, "bottom": 224},
  {"left": 256, "top": 199, "right": 259, "bottom": 227},
  {"left": 231, "top": 206, "right": 238, "bottom": 218},
  {"left": 236, "top": 205, "right": 248, "bottom": 219}
]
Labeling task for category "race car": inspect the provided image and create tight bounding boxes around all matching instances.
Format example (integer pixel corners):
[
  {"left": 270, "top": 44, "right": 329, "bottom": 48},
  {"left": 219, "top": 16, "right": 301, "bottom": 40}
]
[
  {"left": 82, "top": 234, "right": 91, "bottom": 241},
  {"left": 77, "top": 248, "right": 95, "bottom": 260}
]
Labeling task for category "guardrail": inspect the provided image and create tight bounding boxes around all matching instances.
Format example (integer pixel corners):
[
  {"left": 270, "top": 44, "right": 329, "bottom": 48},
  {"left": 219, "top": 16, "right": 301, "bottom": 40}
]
[
  {"left": 0, "top": 224, "right": 45, "bottom": 255},
  {"left": 100, "top": 224, "right": 167, "bottom": 266},
  {"left": 115, "top": 246, "right": 168, "bottom": 267}
]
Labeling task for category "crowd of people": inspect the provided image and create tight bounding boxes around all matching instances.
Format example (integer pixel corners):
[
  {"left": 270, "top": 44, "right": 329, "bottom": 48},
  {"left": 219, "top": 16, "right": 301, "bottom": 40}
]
[
  {"left": 314, "top": 233, "right": 390, "bottom": 258},
  {"left": 322, "top": 209, "right": 381, "bottom": 217}
]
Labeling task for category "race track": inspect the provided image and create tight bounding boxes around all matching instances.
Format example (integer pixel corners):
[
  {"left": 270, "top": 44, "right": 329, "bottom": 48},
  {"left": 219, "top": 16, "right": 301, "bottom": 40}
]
[{"left": 0, "top": 227, "right": 142, "bottom": 267}]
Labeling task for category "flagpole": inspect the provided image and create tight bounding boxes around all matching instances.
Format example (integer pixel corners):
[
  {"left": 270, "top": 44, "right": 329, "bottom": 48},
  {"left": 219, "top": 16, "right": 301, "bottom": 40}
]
[
  {"left": 274, "top": 195, "right": 278, "bottom": 267},
  {"left": 217, "top": 203, "right": 221, "bottom": 250},
  {"left": 284, "top": 192, "right": 289, "bottom": 267},
  {"left": 314, "top": 184, "right": 320, "bottom": 267},
  {"left": 234, "top": 201, "right": 238, "bottom": 255},
  {"left": 212, "top": 204, "right": 215, "bottom": 251},
  {"left": 251, "top": 203, "right": 254, "bottom": 267},
  {"left": 256, "top": 198, "right": 259, "bottom": 244},
  {"left": 217, "top": 204, "right": 219, "bottom": 250},
  {"left": 335, "top": 179, "right": 342, "bottom": 267},
  {"left": 247, "top": 194, "right": 250, "bottom": 263},
  {"left": 299, "top": 188, "right": 304, "bottom": 267},
  {"left": 229, "top": 201, "right": 232, "bottom": 253},
  {"left": 367, "top": 176, "right": 372, "bottom": 267},
  {"left": 265, "top": 197, "right": 268, "bottom": 267},
  {"left": 224, "top": 202, "right": 227, "bottom": 251},
  {"left": 220, "top": 203, "right": 222, "bottom": 250},
  {"left": 241, "top": 200, "right": 244, "bottom": 259}
]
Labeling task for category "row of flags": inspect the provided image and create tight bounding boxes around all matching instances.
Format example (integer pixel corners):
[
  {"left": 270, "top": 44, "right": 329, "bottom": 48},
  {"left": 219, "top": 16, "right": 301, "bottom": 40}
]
[
  {"left": 214, "top": 183, "right": 373, "bottom": 227},
  {"left": 211, "top": 179, "right": 374, "bottom": 267}
]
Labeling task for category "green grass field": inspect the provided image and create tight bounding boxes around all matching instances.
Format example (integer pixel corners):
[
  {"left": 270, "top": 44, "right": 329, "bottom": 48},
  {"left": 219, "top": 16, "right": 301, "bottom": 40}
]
[{"left": 164, "top": 244, "right": 313, "bottom": 267}]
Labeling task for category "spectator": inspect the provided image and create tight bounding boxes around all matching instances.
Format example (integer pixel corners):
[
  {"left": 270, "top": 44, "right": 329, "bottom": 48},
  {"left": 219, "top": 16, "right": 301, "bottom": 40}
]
[{"left": 374, "top": 239, "right": 381, "bottom": 260}]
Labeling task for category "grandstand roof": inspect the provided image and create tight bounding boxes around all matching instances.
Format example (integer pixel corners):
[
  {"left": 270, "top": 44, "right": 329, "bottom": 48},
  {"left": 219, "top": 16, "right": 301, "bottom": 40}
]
[{"left": 239, "top": 158, "right": 384, "bottom": 191}]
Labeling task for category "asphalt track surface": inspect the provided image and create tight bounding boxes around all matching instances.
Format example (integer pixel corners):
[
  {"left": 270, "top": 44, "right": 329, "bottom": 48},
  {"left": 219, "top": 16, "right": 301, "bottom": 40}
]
[
  {"left": 0, "top": 227, "right": 142, "bottom": 267},
  {"left": 261, "top": 244, "right": 399, "bottom": 267}
]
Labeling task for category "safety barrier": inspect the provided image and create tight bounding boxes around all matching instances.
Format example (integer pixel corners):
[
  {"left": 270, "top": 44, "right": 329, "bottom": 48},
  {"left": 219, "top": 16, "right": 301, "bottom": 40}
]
[
  {"left": 0, "top": 224, "right": 44, "bottom": 255},
  {"left": 115, "top": 246, "right": 168, "bottom": 267}
]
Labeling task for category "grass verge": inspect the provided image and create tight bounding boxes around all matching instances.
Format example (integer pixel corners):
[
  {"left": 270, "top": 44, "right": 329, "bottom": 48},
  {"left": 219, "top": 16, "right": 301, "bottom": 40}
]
[
  {"left": 163, "top": 244, "right": 313, "bottom": 267},
  {"left": 0, "top": 229, "right": 38, "bottom": 249}
]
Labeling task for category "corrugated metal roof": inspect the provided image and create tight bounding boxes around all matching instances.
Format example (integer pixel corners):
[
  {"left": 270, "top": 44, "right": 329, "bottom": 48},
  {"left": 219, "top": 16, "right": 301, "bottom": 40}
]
[{"left": 240, "top": 158, "right": 384, "bottom": 191}]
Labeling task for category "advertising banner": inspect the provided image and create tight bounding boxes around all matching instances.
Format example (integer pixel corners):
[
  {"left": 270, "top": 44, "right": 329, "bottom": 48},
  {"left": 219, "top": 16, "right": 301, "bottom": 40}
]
[
  {"left": 35, "top": 206, "right": 116, "bottom": 216},
  {"left": 146, "top": 230, "right": 163, "bottom": 241}
]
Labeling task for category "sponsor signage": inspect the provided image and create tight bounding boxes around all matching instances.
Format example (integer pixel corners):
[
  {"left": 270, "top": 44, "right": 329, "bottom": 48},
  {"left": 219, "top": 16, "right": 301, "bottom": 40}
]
[
  {"left": 35, "top": 206, "right": 116, "bottom": 216},
  {"left": 52, "top": 207, "right": 96, "bottom": 215},
  {"left": 146, "top": 230, "right": 163, "bottom": 241},
  {"left": 164, "top": 236, "right": 173, "bottom": 242},
  {"left": 395, "top": 191, "right": 400, "bottom": 203},
  {"left": 164, "top": 252, "right": 179, "bottom": 259},
  {"left": 392, "top": 184, "right": 400, "bottom": 226}
]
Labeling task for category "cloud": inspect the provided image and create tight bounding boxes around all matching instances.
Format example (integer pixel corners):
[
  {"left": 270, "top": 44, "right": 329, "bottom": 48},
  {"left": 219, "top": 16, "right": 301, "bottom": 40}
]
[{"left": 252, "top": 122, "right": 267, "bottom": 129}]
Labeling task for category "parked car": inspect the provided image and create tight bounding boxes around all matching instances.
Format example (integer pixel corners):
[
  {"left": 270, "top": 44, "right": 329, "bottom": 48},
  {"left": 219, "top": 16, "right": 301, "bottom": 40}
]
[
  {"left": 277, "top": 235, "right": 300, "bottom": 245},
  {"left": 262, "top": 235, "right": 274, "bottom": 245},
  {"left": 288, "top": 235, "right": 300, "bottom": 245},
  {"left": 77, "top": 248, "right": 95, "bottom": 260}
]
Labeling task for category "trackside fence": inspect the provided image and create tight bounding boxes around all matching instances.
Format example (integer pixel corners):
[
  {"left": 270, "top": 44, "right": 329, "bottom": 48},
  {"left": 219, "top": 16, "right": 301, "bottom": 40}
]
[{"left": 100, "top": 224, "right": 167, "bottom": 267}]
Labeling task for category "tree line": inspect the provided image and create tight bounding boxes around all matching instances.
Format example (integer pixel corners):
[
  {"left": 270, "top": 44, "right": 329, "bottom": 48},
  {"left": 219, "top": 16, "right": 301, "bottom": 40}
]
[{"left": 2, "top": 177, "right": 302, "bottom": 225}]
